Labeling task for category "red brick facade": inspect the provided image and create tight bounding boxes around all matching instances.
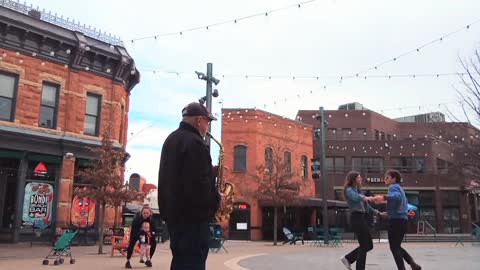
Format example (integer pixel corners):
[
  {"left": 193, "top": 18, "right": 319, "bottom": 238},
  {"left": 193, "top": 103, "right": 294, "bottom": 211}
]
[
  {"left": 0, "top": 6, "right": 138, "bottom": 242},
  {"left": 222, "top": 109, "right": 314, "bottom": 240}
]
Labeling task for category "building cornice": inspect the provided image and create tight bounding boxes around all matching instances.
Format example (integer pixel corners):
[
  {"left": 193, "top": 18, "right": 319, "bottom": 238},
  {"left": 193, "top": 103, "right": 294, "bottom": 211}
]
[{"left": 0, "top": 5, "right": 140, "bottom": 93}]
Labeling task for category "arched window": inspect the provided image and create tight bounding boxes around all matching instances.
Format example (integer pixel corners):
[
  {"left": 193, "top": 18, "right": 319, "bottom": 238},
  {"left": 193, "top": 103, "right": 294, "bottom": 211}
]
[
  {"left": 265, "top": 147, "right": 273, "bottom": 174},
  {"left": 234, "top": 145, "right": 247, "bottom": 172},
  {"left": 301, "top": 155, "right": 308, "bottom": 180},
  {"left": 284, "top": 151, "right": 291, "bottom": 174}
]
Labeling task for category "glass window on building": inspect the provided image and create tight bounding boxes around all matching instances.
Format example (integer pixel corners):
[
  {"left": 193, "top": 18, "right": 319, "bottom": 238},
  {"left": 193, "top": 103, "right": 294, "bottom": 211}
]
[
  {"left": 341, "top": 128, "right": 352, "bottom": 140},
  {"left": 84, "top": 93, "right": 101, "bottom": 136},
  {"left": 39, "top": 83, "right": 59, "bottom": 129},
  {"left": 436, "top": 158, "right": 448, "bottom": 174},
  {"left": 313, "top": 128, "right": 320, "bottom": 140},
  {"left": 265, "top": 147, "right": 273, "bottom": 174},
  {"left": 301, "top": 155, "right": 308, "bottom": 180},
  {"left": 234, "top": 145, "right": 247, "bottom": 172},
  {"left": 352, "top": 157, "right": 383, "bottom": 173},
  {"left": 326, "top": 157, "right": 345, "bottom": 174},
  {"left": 72, "top": 159, "right": 97, "bottom": 229},
  {"left": 391, "top": 157, "right": 426, "bottom": 173},
  {"left": 0, "top": 72, "right": 18, "bottom": 122},
  {"left": 284, "top": 151, "right": 291, "bottom": 174}
]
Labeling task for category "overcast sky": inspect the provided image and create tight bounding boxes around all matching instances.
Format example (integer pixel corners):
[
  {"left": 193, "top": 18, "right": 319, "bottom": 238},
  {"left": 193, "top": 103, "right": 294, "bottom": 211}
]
[{"left": 22, "top": 0, "right": 480, "bottom": 183}]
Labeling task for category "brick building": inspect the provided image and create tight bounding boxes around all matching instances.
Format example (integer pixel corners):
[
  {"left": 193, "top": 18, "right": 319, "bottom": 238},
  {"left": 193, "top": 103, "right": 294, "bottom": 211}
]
[
  {"left": 0, "top": 3, "right": 138, "bottom": 242},
  {"left": 297, "top": 105, "right": 480, "bottom": 234},
  {"left": 221, "top": 108, "right": 346, "bottom": 241}
]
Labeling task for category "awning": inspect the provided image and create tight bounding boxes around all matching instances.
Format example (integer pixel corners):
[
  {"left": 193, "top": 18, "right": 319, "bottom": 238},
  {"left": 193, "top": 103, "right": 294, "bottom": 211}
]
[{"left": 259, "top": 196, "right": 347, "bottom": 208}]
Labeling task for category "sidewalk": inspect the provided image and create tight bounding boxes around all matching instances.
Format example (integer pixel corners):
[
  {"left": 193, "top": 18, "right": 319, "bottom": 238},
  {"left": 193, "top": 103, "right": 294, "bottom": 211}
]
[{"left": 0, "top": 240, "right": 478, "bottom": 269}]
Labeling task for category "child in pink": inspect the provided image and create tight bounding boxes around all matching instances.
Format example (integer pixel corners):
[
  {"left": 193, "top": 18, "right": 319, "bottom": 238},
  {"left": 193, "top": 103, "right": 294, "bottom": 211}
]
[{"left": 139, "top": 221, "right": 153, "bottom": 266}]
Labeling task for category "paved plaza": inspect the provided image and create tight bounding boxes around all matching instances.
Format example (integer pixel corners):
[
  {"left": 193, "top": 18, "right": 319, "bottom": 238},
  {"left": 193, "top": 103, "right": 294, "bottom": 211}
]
[{"left": 0, "top": 241, "right": 479, "bottom": 269}]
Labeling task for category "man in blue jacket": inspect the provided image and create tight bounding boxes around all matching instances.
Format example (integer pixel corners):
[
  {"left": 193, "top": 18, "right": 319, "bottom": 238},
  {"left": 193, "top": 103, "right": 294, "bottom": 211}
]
[
  {"left": 375, "top": 170, "right": 421, "bottom": 270},
  {"left": 158, "top": 102, "right": 220, "bottom": 270}
]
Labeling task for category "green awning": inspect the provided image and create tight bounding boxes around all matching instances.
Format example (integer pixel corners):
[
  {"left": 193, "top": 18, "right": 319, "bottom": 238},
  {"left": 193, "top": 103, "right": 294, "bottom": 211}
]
[
  {"left": 0, "top": 149, "right": 24, "bottom": 159},
  {"left": 28, "top": 153, "right": 62, "bottom": 164}
]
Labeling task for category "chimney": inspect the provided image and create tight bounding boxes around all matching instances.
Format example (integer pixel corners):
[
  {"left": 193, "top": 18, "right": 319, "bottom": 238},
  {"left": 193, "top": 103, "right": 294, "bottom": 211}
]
[{"left": 27, "top": 9, "right": 41, "bottom": 20}]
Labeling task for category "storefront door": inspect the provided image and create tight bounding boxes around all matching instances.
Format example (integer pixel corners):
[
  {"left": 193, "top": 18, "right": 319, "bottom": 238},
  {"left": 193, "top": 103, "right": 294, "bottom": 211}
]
[{"left": 0, "top": 160, "right": 19, "bottom": 242}]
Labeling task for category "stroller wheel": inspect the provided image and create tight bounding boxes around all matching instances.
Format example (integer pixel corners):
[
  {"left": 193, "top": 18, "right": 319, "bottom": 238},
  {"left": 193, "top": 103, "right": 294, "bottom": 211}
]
[
  {"left": 54, "top": 260, "right": 59, "bottom": 265},
  {"left": 42, "top": 259, "right": 49, "bottom": 265},
  {"left": 59, "top": 258, "right": 64, "bottom": 264},
  {"left": 70, "top": 259, "right": 76, "bottom": 264}
]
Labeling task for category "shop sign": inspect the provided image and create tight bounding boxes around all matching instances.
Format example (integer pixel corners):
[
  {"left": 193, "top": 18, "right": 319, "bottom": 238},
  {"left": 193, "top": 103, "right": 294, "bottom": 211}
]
[
  {"left": 366, "top": 177, "right": 383, "bottom": 183},
  {"left": 22, "top": 182, "right": 53, "bottom": 229}
]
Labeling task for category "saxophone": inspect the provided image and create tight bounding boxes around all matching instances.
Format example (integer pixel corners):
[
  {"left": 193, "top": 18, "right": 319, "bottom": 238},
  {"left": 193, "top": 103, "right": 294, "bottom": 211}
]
[{"left": 207, "top": 132, "right": 235, "bottom": 222}]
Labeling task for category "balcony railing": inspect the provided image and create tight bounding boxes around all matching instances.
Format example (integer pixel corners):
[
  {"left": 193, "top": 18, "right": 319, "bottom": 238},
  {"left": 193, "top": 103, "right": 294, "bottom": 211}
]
[{"left": 0, "top": 0, "right": 124, "bottom": 46}]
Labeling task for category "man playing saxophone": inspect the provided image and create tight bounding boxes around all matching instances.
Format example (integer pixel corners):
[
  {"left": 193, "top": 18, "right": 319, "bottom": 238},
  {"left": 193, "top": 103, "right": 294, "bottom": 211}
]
[{"left": 158, "top": 102, "right": 220, "bottom": 270}]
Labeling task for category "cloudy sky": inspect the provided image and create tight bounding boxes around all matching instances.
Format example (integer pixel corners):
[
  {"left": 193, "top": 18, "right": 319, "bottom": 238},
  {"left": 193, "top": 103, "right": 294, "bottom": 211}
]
[{"left": 22, "top": 0, "right": 480, "bottom": 183}]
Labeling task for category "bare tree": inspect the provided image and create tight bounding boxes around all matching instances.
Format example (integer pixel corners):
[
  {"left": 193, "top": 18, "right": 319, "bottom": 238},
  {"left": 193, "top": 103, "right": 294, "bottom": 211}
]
[
  {"left": 242, "top": 136, "right": 305, "bottom": 245},
  {"left": 76, "top": 124, "right": 144, "bottom": 254}
]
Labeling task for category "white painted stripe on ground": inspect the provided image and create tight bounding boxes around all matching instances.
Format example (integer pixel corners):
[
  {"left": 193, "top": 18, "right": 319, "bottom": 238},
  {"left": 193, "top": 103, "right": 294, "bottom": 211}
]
[{"left": 224, "top": 254, "right": 267, "bottom": 270}]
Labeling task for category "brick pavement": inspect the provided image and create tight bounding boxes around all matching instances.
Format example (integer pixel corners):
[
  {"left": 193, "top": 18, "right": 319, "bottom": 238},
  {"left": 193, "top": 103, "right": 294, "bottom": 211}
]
[{"left": 0, "top": 241, "right": 478, "bottom": 270}]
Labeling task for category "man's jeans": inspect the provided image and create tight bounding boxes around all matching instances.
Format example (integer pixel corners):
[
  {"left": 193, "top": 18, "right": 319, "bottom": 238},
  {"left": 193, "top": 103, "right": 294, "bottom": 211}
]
[{"left": 168, "top": 222, "right": 210, "bottom": 270}]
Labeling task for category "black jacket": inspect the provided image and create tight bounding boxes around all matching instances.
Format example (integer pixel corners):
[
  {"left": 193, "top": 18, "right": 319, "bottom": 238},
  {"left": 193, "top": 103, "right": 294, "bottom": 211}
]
[
  {"left": 130, "top": 214, "right": 156, "bottom": 239},
  {"left": 158, "top": 122, "right": 220, "bottom": 225}
]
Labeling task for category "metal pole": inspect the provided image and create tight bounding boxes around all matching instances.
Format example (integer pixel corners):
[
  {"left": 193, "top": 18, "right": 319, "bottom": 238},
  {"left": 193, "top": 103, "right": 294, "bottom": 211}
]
[
  {"left": 205, "top": 63, "right": 213, "bottom": 150},
  {"left": 319, "top": 106, "right": 329, "bottom": 244}
]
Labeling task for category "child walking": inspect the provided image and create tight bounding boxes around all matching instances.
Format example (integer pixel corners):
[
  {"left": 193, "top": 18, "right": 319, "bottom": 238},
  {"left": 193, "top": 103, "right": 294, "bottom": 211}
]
[{"left": 139, "top": 221, "right": 153, "bottom": 267}]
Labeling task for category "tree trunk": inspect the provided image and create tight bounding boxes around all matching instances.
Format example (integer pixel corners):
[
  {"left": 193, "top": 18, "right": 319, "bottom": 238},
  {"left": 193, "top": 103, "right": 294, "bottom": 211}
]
[
  {"left": 97, "top": 202, "right": 106, "bottom": 254},
  {"left": 273, "top": 207, "right": 278, "bottom": 246}
]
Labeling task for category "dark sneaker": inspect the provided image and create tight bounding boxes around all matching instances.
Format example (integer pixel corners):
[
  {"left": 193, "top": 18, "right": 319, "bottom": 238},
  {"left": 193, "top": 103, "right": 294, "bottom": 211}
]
[
  {"left": 411, "top": 264, "right": 422, "bottom": 270},
  {"left": 140, "top": 259, "right": 145, "bottom": 263},
  {"left": 125, "top": 261, "right": 132, "bottom": 269},
  {"left": 145, "top": 260, "right": 152, "bottom": 267}
]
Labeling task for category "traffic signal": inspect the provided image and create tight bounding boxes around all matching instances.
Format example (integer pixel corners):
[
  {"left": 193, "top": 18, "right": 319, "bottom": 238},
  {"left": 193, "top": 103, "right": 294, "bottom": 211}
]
[{"left": 311, "top": 159, "right": 321, "bottom": 180}]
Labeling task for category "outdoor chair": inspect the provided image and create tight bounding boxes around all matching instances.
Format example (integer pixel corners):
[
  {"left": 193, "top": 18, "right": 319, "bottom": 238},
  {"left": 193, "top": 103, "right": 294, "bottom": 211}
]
[
  {"left": 307, "top": 227, "right": 323, "bottom": 246},
  {"left": 282, "top": 227, "right": 304, "bottom": 245},
  {"left": 209, "top": 225, "right": 228, "bottom": 253}
]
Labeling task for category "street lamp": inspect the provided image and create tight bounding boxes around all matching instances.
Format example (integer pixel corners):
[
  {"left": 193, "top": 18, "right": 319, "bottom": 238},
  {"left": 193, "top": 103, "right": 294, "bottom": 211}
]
[
  {"left": 313, "top": 106, "right": 329, "bottom": 244},
  {"left": 195, "top": 63, "right": 221, "bottom": 150}
]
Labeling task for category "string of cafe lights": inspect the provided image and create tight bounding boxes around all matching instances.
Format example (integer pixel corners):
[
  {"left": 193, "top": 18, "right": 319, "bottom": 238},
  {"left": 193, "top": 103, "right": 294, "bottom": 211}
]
[
  {"left": 125, "top": 0, "right": 318, "bottom": 43},
  {"left": 138, "top": 14, "right": 480, "bottom": 79},
  {"left": 222, "top": 109, "right": 480, "bottom": 158}
]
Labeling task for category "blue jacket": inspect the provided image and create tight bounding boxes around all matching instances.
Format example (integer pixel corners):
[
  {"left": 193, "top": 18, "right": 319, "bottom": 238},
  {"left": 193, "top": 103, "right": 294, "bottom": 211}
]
[
  {"left": 345, "top": 187, "right": 378, "bottom": 215},
  {"left": 385, "top": 183, "right": 408, "bottom": 220}
]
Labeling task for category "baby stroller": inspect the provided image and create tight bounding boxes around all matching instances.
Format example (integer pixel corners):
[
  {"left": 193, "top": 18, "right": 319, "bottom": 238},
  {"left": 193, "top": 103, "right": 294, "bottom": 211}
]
[{"left": 42, "top": 230, "right": 77, "bottom": 265}]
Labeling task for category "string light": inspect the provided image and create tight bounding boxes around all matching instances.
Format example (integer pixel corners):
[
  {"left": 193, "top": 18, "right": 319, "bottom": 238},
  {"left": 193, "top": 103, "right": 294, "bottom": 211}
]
[{"left": 125, "top": 0, "right": 318, "bottom": 42}]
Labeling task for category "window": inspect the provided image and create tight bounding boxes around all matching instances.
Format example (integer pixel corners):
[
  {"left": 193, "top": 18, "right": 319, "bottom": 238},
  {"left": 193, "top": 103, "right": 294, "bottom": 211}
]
[
  {"left": 326, "top": 157, "right": 345, "bottom": 174},
  {"left": 391, "top": 157, "right": 426, "bottom": 173},
  {"left": 436, "top": 158, "right": 448, "bottom": 174},
  {"left": 265, "top": 147, "right": 273, "bottom": 174},
  {"left": 327, "top": 128, "right": 337, "bottom": 139},
  {"left": 39, "top": 83, "right": 59, "bottom": 128},
  {"left": 357, "top": 128, "right": 367, "bottom": 138},
  {"left": 374, "top": 130, "right": 380, "bottom": 140},
  {"left": 301, "top": 155, "right": 308, "bottom": 180},
  {"left": 284, "top": 151, "right": 291, "bottom": 174},
  {"left": 84, "top": 93, "right": 101, "bottom": 136},
  {"left": 352, "top": 157, "right": 383, "bottom": 173},
  {"left": 0, "top": 72, "right": 18, "bottom": 121},
  {"left": 234, "top": 145, "right": 247, "bottom": 172},
  {"left": 341, "top": 128, "right": 352, "bottom": 139}
]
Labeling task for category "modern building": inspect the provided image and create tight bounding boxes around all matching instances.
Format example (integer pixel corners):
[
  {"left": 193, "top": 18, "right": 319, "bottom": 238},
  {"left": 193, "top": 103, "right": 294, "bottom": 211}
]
[
  {"left": 297, "top": 104, "right": 480, "bottom": 234},
  {"left": 221, "top": 108, "right": 346, "bottom": 241},
  {"left": 0, "top": 2, "right": 139, "bottom": 242}
]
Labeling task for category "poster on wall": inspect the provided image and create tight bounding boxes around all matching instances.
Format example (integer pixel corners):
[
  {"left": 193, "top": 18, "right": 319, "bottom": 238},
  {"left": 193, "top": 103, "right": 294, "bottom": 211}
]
[
  {"left": 22, "top": 182, "right": 54, "bottom": 229},
  {"left": 70, "top": 187, "right": 96, "bottom": 228}
]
